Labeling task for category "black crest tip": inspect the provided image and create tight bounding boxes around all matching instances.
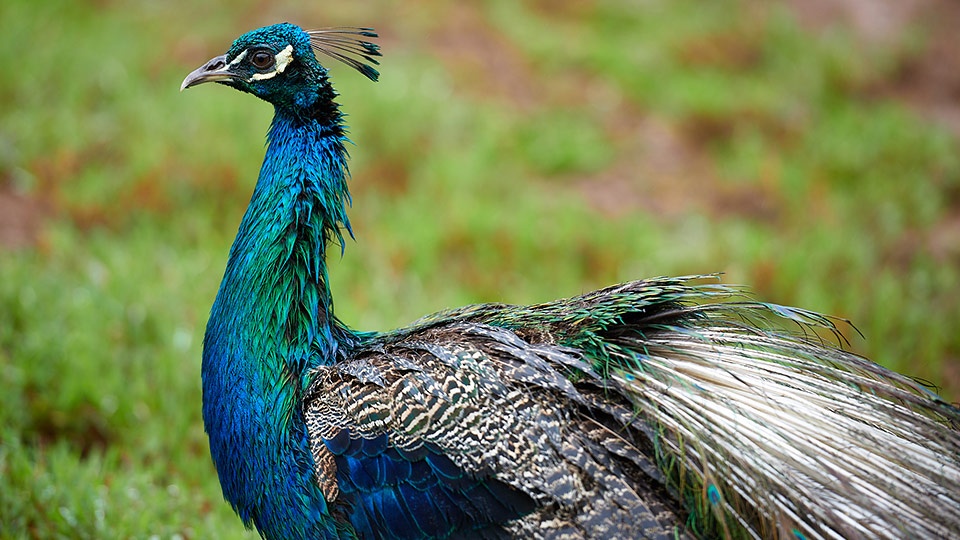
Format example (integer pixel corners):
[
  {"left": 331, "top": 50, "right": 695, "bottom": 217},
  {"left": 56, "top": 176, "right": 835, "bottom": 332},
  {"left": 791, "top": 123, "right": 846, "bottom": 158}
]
[{"left": 308, "top": 27, "right": 382, "bottom": 82}]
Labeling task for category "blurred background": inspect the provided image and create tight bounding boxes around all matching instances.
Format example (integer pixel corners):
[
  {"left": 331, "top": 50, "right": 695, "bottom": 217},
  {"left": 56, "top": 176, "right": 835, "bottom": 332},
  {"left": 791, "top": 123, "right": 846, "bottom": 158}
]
[{"left": 2, "top": 0, "right": 959, "bottom": 536}]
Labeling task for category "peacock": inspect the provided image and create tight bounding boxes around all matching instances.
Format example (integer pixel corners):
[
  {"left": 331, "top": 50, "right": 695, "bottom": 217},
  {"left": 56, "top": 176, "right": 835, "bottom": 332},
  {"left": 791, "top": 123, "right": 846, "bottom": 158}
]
[{"left": 181, "top": 23, "right": 960, "bottom": 540}]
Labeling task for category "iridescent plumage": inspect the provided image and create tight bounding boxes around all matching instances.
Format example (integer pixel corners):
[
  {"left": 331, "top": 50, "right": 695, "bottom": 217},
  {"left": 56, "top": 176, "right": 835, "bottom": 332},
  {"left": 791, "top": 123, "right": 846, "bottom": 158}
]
[{"left": 182, "top": 22, "right": 960, "bottom": 540}]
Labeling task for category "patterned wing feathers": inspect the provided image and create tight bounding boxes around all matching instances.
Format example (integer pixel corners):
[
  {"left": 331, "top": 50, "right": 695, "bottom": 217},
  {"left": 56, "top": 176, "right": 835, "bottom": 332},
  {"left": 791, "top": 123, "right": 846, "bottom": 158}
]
[{"left": 304, "top": 324, "right": 689, "bottom": 539}]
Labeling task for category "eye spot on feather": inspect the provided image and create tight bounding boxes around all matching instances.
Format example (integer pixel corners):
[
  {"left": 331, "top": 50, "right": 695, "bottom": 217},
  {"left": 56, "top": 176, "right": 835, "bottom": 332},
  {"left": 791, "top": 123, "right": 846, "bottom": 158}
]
[
  {"left": 250, "top": 44, "right": 295, "bottom": 81},
  {"left": 707, "top": 484, "right": 721, "bottom": 505}
]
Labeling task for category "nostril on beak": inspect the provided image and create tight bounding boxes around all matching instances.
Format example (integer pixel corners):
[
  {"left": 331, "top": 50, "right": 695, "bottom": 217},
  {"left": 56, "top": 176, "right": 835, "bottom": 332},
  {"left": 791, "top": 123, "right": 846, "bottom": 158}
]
[{"left": 181, "top": 54, "right": 233, "bottom": 91}]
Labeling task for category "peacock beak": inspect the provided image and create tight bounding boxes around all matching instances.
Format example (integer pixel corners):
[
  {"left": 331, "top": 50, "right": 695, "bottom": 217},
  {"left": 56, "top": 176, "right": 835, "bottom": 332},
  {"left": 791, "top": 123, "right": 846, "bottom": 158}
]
[{"left": 181, "top": 55, "right": 240, "bottom": 91}]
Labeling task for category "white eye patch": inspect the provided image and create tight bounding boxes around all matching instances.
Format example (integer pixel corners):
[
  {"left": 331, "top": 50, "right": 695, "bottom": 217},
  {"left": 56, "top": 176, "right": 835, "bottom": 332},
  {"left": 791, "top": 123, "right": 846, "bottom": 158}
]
[
  {"left": 250, "top": 44, "right": 295, "bottom": 81},
  {"left": 228, "top": 50, "right": 247, "bottom": 67}
]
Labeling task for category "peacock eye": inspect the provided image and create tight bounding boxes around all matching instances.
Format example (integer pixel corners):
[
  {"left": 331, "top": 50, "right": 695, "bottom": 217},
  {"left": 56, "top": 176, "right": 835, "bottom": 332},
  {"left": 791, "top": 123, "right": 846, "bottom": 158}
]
[{"left": 250, "top": 50, "right": 275, "bottom": 70}]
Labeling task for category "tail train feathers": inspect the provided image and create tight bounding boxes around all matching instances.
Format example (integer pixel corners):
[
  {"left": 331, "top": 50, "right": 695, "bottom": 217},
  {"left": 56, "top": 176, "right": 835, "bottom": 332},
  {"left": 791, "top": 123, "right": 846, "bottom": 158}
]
[{"left": 304, "top": 275, "right": 960, "bottom": 539}]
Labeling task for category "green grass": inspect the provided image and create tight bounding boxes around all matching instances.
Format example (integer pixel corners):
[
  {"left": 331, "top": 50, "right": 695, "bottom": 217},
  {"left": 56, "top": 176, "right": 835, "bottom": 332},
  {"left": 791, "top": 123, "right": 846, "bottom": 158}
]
[{"left": 2, "top": 0, "right": 959, "bottom": 537}]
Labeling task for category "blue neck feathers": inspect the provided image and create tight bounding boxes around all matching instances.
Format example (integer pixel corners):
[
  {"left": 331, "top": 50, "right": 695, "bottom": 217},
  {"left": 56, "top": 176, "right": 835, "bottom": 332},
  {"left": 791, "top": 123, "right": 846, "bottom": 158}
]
[{"left": 201, "top": 101, "right": 358, "bottom": 538}]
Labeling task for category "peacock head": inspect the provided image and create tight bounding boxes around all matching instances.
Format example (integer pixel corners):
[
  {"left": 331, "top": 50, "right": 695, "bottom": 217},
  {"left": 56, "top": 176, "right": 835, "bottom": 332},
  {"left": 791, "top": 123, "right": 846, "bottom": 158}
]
[{"left": 181, "top": 22, "right": 379, "bottom": 111}]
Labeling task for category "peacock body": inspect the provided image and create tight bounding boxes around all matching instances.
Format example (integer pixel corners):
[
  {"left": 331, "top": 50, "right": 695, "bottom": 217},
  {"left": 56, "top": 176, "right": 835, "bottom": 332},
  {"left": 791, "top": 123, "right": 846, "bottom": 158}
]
[{"left": 181, "top": 23, "right": 960, "bottom": 540}]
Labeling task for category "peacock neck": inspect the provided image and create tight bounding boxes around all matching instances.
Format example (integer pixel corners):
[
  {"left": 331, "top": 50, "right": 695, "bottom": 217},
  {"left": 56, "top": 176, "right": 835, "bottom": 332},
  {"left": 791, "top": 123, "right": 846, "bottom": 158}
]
[
  {"left": 227, "top": 106, "right": 355, "bottom": 368},
  {"left": 201, "top": 103, "right": 357, "bottom": 537}
]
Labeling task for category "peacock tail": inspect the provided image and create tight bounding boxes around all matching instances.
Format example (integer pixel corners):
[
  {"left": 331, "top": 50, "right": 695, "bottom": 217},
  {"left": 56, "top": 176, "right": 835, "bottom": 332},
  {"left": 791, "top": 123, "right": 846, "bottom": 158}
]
[
  {"left": 181, "top": 22, "right": 960, "bottom": 540},
  {"left": 306, "top": 276, "right": 960, "bottom": 539}
]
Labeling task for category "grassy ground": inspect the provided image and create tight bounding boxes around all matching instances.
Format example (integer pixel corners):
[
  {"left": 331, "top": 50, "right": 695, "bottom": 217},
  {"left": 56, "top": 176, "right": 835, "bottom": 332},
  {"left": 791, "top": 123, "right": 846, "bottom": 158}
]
[{"left": 2, "top": 0, "right": 959, "bottom": 537}]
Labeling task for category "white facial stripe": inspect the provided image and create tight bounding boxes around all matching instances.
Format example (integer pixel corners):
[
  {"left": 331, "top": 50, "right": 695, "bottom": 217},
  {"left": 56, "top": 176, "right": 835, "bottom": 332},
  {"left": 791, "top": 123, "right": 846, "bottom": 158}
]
[
  {"left": 227, "top": 50, "right": 247, "bottom": 67},
  {"left": 250, "top": 44, "right": 295, "bottom": 81}
]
